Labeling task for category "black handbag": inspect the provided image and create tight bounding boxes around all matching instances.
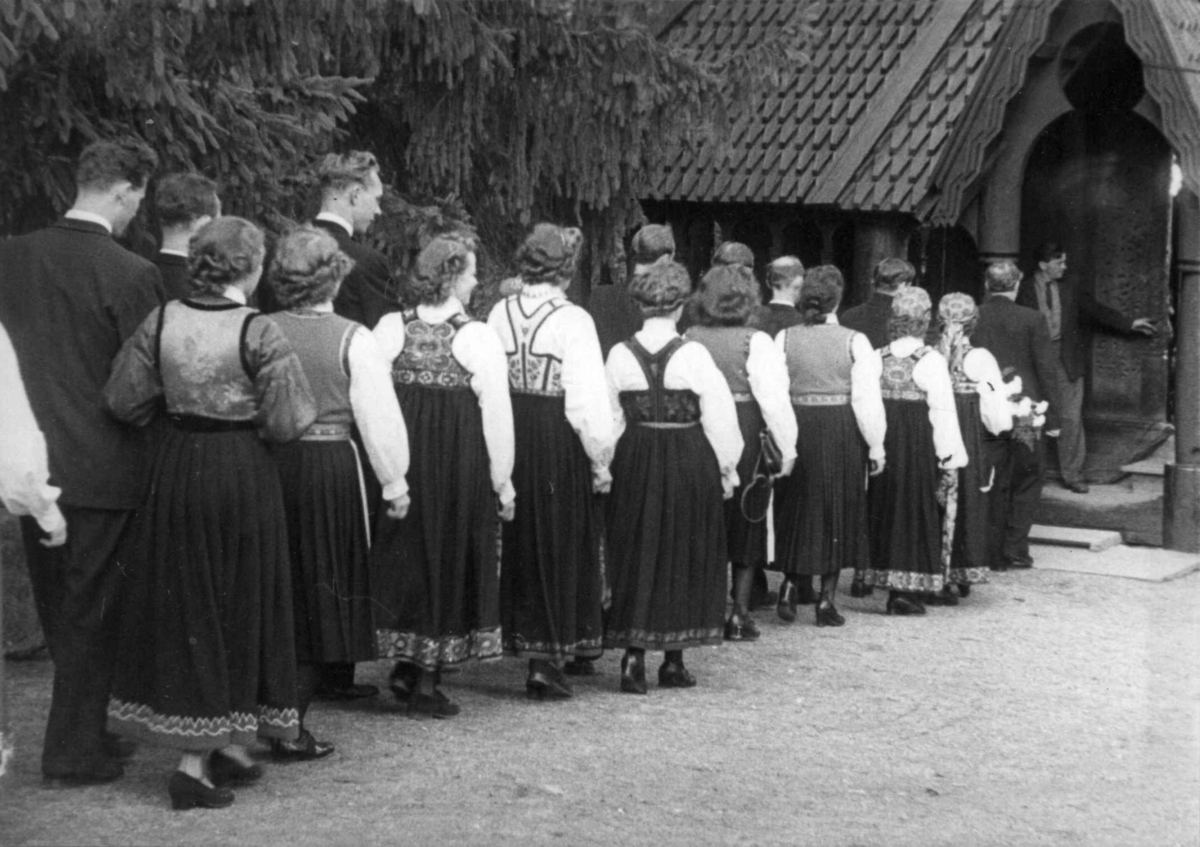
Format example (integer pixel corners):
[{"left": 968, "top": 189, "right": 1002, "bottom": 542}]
[{"left": 741, "top": 428, "right": 783, "bottom": 523}]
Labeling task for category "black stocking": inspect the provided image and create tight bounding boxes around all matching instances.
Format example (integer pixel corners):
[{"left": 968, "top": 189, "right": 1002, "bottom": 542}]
[
  {"left": 296, "top": 661, "right": 321, "bottom": 724},
  {"left": 731, "top": 565, "right": 753, "bottom": 617},
  {"left": 819, "top": 572, "right": 840, "bottom": 606}
]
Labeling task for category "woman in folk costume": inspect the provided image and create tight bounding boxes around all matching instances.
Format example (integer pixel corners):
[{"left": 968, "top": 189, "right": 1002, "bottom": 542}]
[
  {"left": 371, "top": 235, "right": 515, "bottom": 718},
  {"left": 933, "top": 293, "right": 1014, "bottom": 601},
  {"left": 604, "top": 260, "right": 743, "bottom": 694},
  {"left": 267, "top": 227, "right": 411, "bottom": 732},
  {"left": 864, "top": 287, "right": 967, "bottom": 615},
  {"left": 773, "top": 265, "right": 886, "bottom": 626},
  {"left": 104, "top": 218, "right": 318, "bottom": 810},
  {"left": 682, "top": 264, "right": 796, "bottom": 641},
  {"left": 486, "top": 224, "right": 614, "bottom": 698}
]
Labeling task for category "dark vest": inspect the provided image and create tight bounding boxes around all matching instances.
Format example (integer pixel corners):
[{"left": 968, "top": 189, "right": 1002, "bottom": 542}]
[{"left": 270, "top": 310, "right": 358, "bottom": 427}]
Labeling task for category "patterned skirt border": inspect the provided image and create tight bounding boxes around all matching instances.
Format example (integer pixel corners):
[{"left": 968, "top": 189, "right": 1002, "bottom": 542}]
[
  {"left": 107, "top": 698, "right": 299, "bottom": 752},
  {"left": 376, "top": 627, "right": 504, "bottom": 670},
  {"left": 603, "top": 626, "right": 724, "bottom": 652},
  {"left": 503, "top": 635, "right": 604, "bottom": 661},
  {"left": 862, "top": 569, "right": 946, "bottom": 593},
  {"left": 948, "top": 566, "right": 990, "bottom": 586}
]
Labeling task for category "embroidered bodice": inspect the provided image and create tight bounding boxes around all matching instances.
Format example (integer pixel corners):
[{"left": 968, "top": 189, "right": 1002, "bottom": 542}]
[
  {"left": 617, "top": 337, "right": 701, "bottom": 424},
  {"left": 499, "top": 296, "right": 565, "bottom": 396},
  {"left": 391, "top": 309, "right": 472, "bottom": 390},
  {"left": 879, "top": 344, "right": 931, "bottom": 402}
]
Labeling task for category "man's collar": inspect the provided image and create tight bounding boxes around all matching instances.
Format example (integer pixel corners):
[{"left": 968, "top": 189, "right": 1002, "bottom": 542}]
[
  {"left": 768, "top": 296, "right": 796, "bottom": 307},
  {"left": 158, "top": 248, "right": 188, "bottom": 259},
  {"left": 222, "top": 286, "right": 248, "bottom": 305},
  {"left": 315, "top": 212, "right": 354, "bottom": 237},
  {"left": 64, "top": 209, "right": 114, "bottom": 234}
]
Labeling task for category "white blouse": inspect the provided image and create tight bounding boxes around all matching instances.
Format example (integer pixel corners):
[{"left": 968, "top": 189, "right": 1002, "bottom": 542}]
[
  {"left": 744, "top": 331, "right": 798, "bottom": 465},
  {"left": 889, "top": 336, "right": 968, "bottom": 469},
  {"left": 605, "top": 318, "right": 744, "bottom": 497},
  {"left": 0, "top": 323, "right": 65, "bottom": 536},
  {"left": 344, "top": 323, "right": 410, "bottom": 501},
  {"left": 486, "top": 285, "right": 615, "bottom": 475},
  {"left": 961, "top": 346, "right": 1014, "bottom": 437},
  {"left": 374, "top": 298, "right": 516, "bottom": 506}
]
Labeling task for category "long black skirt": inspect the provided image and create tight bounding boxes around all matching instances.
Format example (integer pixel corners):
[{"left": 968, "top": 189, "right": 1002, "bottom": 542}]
[
  {"left": 107, "top": 427, "right": 299, "bottom": 751},
  {"left": 774, "top": 403, "right": 869, "bottom": 576},
  {"left": 948, "top": 392, "right": 990, "bottom": 586},
  {"left": 726, "top": 400, "right": 769, "bottom": 566},
  {"left": 371, "top": 385, "right": 502, "bottom": 671},
  {"left": 864, "top": 398, "right": 945, "bottom": 592},
  {"left": 274, "top": 439, "right": 375, "bottom": 665},
  {"left": 604, "top": 424, "right": 726, "bottom": 651},
  {"left": 501, "top": 394, "right": 604, "bottom": 660}
]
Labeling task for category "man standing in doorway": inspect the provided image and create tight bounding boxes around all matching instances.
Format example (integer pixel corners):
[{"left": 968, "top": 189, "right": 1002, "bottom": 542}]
[
  {"left": 841, "top": 258, "right": 915, "bottom": 350},
  {"left": 1017, "top": 242, "right": 1155, "bottom": 494}
]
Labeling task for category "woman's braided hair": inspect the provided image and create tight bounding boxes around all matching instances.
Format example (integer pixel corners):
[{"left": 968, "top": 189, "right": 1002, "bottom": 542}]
[
  {"left": 269, "top": 226, "right": 354, "bottom": 310},
  {"left": 187, "top": 217, "right": 265, "bottom": 296}
]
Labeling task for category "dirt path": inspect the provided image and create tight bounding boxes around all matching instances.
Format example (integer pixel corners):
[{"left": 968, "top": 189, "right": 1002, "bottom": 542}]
[{"left": 2, "top": 566, "right": 1198, "bottom": 847}]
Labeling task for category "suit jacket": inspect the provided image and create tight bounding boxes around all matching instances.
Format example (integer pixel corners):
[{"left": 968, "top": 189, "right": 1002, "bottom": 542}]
[
  {"left": 839, "top": 291, "right": 894, "bottom": 349},
  {"left": 972, "top": 294, "right": 1061, "bottom": 430},
  {"left": 1016, "top": 277, "right": 1136, "bottom": 381},
  {"left": 313, "top": 219, "right": 398, "bottom": 330},
  {"left": 153, "top": 251, "right": 190, "bottom": 301},
  {"left": 0, "top": 218, "right": 164, "bottom": 509},
  {"left": 748, "top": 302, "right": 803, "bottom": 339},
  {"left": 587, "top": 285, "right": 644, "bottom": 359}
]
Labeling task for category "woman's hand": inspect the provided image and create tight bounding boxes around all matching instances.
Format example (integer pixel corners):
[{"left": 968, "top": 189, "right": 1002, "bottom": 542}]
[
  {"left": 498, "top": 498, "right": 516, "bottom": 522},
  {"left": 868, "top": 457, "right": 886, "bottom": 477},
  {"left": 386, "top": 494, "right": 411, "bottom": 520}
]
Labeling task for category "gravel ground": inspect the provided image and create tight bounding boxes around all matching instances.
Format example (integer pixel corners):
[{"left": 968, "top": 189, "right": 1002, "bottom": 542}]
[{"left": 2, "top": 565, "right": 1197, "bottom": 847}]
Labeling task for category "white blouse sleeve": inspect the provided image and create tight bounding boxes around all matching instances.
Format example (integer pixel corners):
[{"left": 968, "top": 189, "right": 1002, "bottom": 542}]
[
  {"left": 674, "top": 342, "right": 744, "bottom": 496},
  {"left": 963, "top": 346, "right": 1013, "bottom": 436},
  {"left": 346, "top": 326, "right": 410, "bottom": 500},
  {"left": 913, "top": 349, "right": 968, "bottom": 469},
  {"left": 604, "top": 343, "right": 634, "bottom": 446},
  {"left": 557, "top": 307, "right": 616, "bottom": 473},
  {"left": 0, "top": 324, "right": 65, "bottom": 536},
  {"left": 746, "top": 331, "right": 797, "bottom": 462},
  {"left": 849, "top": 332, "right": 886, "bottom": 461},
  {"left": 453, "top": 321, "right": 516, "bottom": 506},
  {"left": 372, "top": 311, "right": 408, "bottom": 363}
]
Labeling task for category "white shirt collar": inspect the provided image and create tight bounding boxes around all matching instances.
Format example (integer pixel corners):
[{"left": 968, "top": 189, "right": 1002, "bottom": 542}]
[
  {"left": 64, "top": 209, "right": 113, "bottom": 234},
  {"left": 315, "top": 212, "right": 354, "bottom": 237},
  {"left": 222, "top": 286, "right": 247, "bottom": 305},
  {"left": 890, "top": 336, "right": 923, "bottom": 355},
  {"left": 824, "top": 313, "right": 840, "bottom": 325},
  {"left": 159, "top": 248, "right": 188, "bottom": 258},
  {"left": 521, "top": 282, "right": 565, "bottom": 301},
  {"left": 768, "top": 296, "right": 795, "bottom": 307}
]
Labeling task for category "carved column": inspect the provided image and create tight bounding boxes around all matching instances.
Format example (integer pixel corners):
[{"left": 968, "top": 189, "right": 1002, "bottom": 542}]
[
  {"left": 1165, "top": 189, "right": 1200, "bottom": 552},
  {"left": 852, "top": 216, "right": 910, "bottom": 306}
]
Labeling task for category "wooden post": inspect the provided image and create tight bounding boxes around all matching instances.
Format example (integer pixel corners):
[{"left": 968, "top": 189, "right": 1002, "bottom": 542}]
[
  {"left": 852, "top": 216, "right": 910, "bottom": 306},
  {"left": 1165, "top": 190, "right": 1200, "bottom": 552}
]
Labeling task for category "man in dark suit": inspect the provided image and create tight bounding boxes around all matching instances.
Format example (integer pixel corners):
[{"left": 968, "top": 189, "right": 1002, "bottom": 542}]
[
  {"left": 0, "top": 138, "right": 162, "bottom": 785},
  {"left": 748, "top": 256, "right": 804, "bottom": 339},
  {"left": 588, "top": 223, "right": 674, "bottom": 358},
  {"left": 310, "top": 150, "right": 398, "bottom": 330},
  {"left": 840, "top": 257, "right": 915, "bottom": 349},
  {"left": 972, "top": 261, "right": 1060, "bottom": 571},
  {"left": 1016, "top": 242, "right": 1155, "bottom": 493},
  {"left": 152, "top": 172, "right": 219, "bottom": 300}
]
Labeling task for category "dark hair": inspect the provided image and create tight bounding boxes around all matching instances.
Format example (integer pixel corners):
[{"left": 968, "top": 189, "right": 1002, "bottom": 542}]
[
  {"left": 188, "top": 217, "right": 265, "bottom": 296},
  {"left": 872, "top": 257, "right": 915, "bottom": 293},
  {"left": 270, "top": 226, "right": 354, "bottom": 309},
  {"left": 409, "top": 236, "right": 473, "bottom": 306},
  {"left": 156, "top": 172, "right": 219, "bottom": 228},
  {"left": 711, "top": 241, "right": 755, "bottom": 268},
  {"left": 1035, "top": 242, "right": 1065, "bottom": 264},
  {"left": 628, "top": 260, "right": 692, "bottom": 317},
  {"left": 517, "top": 223, "right": 583, "bottom": 286},
  {"left": 767, "top": 256, "right": 804, "bottom": 290},
  {"left": 75, "top": 138, "right": 159, "bottom": 191},
  {"left": 798, "top": 265, "right": 844, "bottom": 325},
  {"left": 317, "top": 150, "right": 380, "bottom": 195},
  {"left": 630, "top": 224, "right": 675, "bottom": 265},
  {"left": 693, "top": 265, "right": 759, "bottom": 327}
]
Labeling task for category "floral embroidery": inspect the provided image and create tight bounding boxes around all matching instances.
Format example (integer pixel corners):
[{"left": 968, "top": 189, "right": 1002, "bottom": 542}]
[
  {"left": 504, "top": 297, "right": 565, "bottom": 396},
  {"left": 880, "top": 345, "right": 930, "bottom": 402},
  {"left": 392, "top": 317, "right": 473, "bottom": 390},
  {"left": 619, "top": 389, "right": 701, "bottom": 424},
  {"left": 862, "top": 569, "right": 945, "bottom": 593},
  {"left": 603, "top": 626, "right": 724, "bottom": 651},
  {"left": 504, "top": 634, "right": 603, "bottom": 660},
  {"left": 376, "top": 626, "right": 504, "bottom": 669}
]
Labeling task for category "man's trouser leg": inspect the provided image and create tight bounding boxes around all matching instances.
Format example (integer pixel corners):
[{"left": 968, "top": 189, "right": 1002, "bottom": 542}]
[
  {"left": 983, "top": 437, "right": 1013, "bottom": 569},
  {"left": 1053, "top": 350, "right": 1087, "bottom": 486},
  {"left": 21, "top": 507, "right": 131, "bottom": 776},
  {"left": 1006, "top": 433, "right": 1046, "bottom": 565}
]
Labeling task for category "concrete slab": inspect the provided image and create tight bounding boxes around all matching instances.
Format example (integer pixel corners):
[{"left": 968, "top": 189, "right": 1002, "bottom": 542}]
[
  {"left": 1030, "top": 524, "right": 1122, "bottom": 551},
  {"left": 1031, "top": 542, "right": 1200, "bottom": 582}
]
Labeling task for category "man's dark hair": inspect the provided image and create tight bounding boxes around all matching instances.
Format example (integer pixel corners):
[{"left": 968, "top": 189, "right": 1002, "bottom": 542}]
[
  {"left": 156, "top": 173, "right": 219, "bottom": 228},
  {"left": 1035, "top": 242, "right": 1065, "bottom": 264},
  {"left": 75, "top": 138, "right": 159, "bottom": 191},
  {"left": 318, "top": 151, "right": 379, "bottom": 195},
  {"left": 872, "top": 257, "right": 915, "bottom": 293}
]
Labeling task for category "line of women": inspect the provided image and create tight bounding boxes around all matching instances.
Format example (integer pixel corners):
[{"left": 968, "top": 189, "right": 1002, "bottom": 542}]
[{"left": 98, "top": 216, "right": 1015, "bottom": 811}]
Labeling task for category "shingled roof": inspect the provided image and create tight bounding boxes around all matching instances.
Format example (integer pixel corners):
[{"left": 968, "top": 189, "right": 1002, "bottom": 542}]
[{"left": 648, "top": 0, "right": 1015, "bottom": 211}]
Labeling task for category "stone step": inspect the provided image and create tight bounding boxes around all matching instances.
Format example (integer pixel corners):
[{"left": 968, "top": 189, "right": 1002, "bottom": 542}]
[
  {"left": 1120, "top": 460, "right": 1165, "bottom": 477},
  {"left": 1029, "top": 525, "right": 1123, "bottom": 552}
]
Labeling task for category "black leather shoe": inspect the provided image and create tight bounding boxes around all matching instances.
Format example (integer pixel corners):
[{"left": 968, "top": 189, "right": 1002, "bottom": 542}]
[
  {"left": 315, "top": 682, "right": 379, "bottom": 701},
  {"left": 776, "top": 580, "right": 798, "bottom": 623},
  {"left": 168, "top": 771, "right": 234, "bottom": 810},
  {"left": 849, "top": 576, "right": 873, "bottom": 598},
  {"left": 270, "top": 728, "right": 335, "bottom": 761},
  {"left": 657, "top": 661, "right": 697, "bottom": 688},
  {"left": 408, "top": 689, "right": 460, "bottom": 718},
  {"left": 102, "top": 733, "right": 137, "bottom": 761},
  {"left": 388, "top": 662, "right": 420, "bottom": 701},
  {"left": 43, "top": 759, "right": 124, "bottom": 787},
  {"left": 957, "top": 584, "right": 971, "bottom": 598},
  {"left": 209, "top": 751, "right": 264, "bottom": 787},
  {"left": 527, "top": 660, "right": 572, "bottom": 700},
  {"left": 724, "top": 614, "right": 761, "bottom": 642},
  {"left": 885, "top": 594, "right": 926, "bottom": 616},
  {"left": 563, "top": 658, "right": 596, "bottom": 676},
  {"left": 1007, "top": 557, "right": 1033, "bottom": 570},
  {"left": 1064, "top": 480, "right": 1090, "bottom": 494},
  {"left": 619, "top": 651, "right": 648, "bottom": 695},
  {"left": 815, "top": 603, "right": 845, "bottom": 627}
]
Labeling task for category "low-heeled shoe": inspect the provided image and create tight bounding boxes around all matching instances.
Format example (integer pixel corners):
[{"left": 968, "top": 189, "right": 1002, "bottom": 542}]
[
  {"left": 723, "top": 615, "right": 761, "bottom": 642},
  {"left": 408, "top": 690, "right": 460, "bottom": 719},
  {"left": 815, "top": 604, "right": 846, "bottom": 627},
  {"left": 167, "top": 771, "right": 234, "bottom": 810},
  {"left": 388, "top": 662, "right": 420, "bottom": 701},
  {"left": 885, "top": 595, "right": 926, "bottom": 616},
  {"left": 619, "top": 652, "right": 648, "bottom": 695},
  {"left": 270, "top": 728, "right": 335, "bottom": 761},
  {"left": 657, "top": 662, "right": 697, "bottom": 689},
  {"left": 776, "top": 581, "right": 798, "bottom": 623}
]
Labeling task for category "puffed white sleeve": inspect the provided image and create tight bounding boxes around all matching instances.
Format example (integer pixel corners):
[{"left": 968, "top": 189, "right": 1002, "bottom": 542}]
[
  {"left": 746, "top": 331, "right": 797, "bottom": 461},
  {"left": 453, "top": 322, "right": 516, "bottom": 506},
  {"left": 963, "top": 346, "right": 1013, "bottom": 436},
  {"left": 604, "top": 342, "right": 635, "bottom": 445},
  {"left": 346, "top": 326, "right": 409, "bottom": 500},
  {"left": 849, "top": 332, "right": 886, "bottom": 461},
  {"left": 913, "top": 349, "right": 967, "bottom": 469},
  {"left": 372, "top": 311, "right": 408, "bottom": 363},
  {"left": 0, "top": 324, "right": 65, "bottom": 536},
  {"left": 558, "top": 307, "right": 616, "bottom": 473},
  {"left": 678, "top": 343, "right": 744, "bottom": 496}
]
